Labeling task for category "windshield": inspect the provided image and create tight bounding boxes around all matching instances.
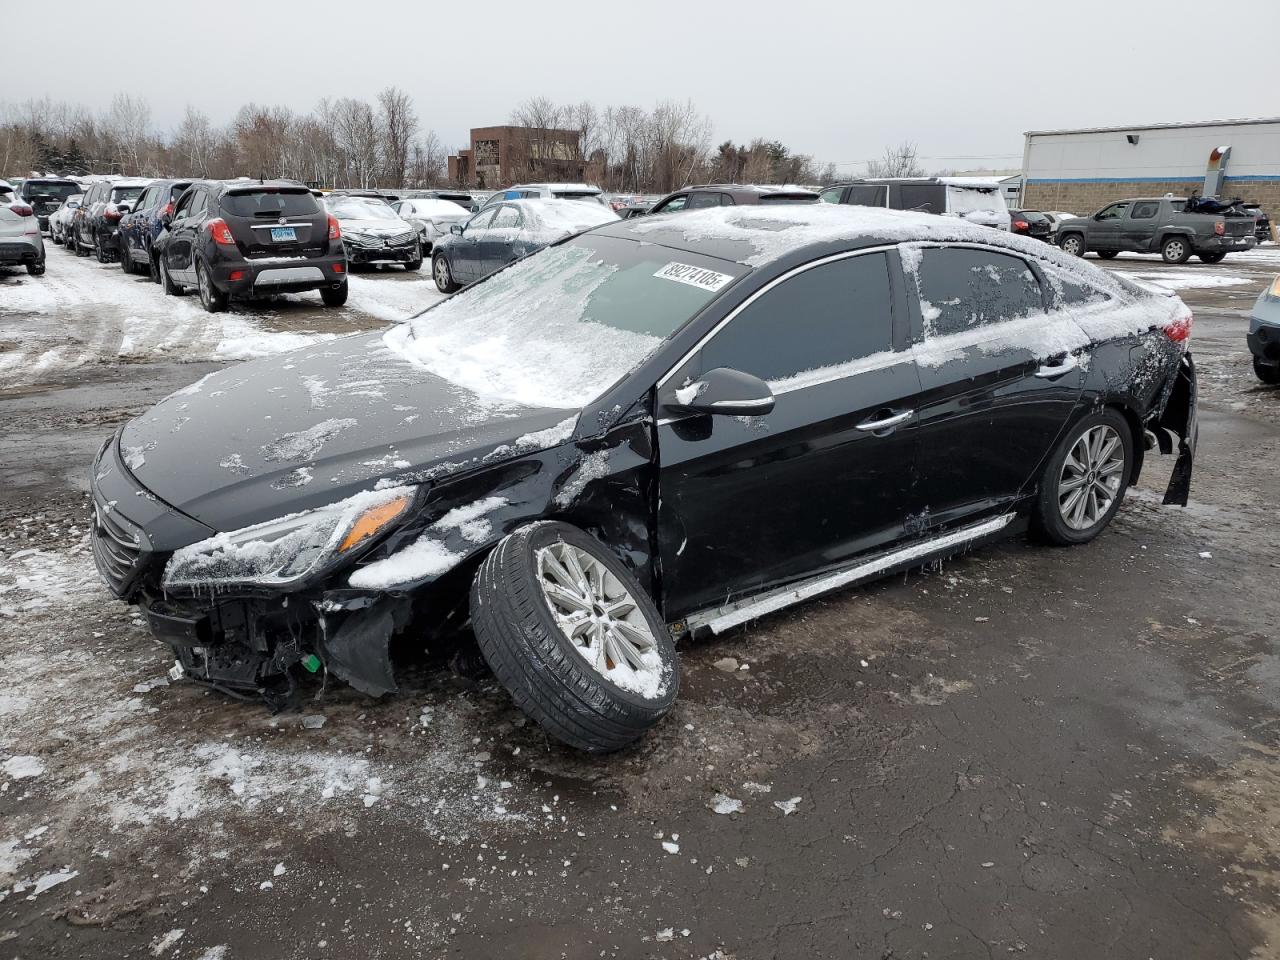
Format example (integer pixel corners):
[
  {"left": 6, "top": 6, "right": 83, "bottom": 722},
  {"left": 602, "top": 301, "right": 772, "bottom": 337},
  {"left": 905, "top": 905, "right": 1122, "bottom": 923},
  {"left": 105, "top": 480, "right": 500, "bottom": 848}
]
[
  {"left": 386, "top": 234, "right": 745, "bottom": 408},
  {"left": 24, "top": 181, "right": 80, "bottom": 201},
  {"left": 222, "top": 190, "right": 321, "bottom": 218},
  {"left": 329, "top": 197, "right": 396, "bottom": 220},
  {"left": 110, "top": 185, "right": 145, "bottom": 204},
  {"left": 949, "top": 187, "right": 1006, "bottom": 215}
]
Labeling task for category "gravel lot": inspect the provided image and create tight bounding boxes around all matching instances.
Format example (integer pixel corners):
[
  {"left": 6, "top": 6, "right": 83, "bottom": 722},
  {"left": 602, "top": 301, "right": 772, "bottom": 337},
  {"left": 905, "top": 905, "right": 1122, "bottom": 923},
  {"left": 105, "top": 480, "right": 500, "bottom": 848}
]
[{"left": 2, "top": 241, "right": 1279, "bottom": 960}]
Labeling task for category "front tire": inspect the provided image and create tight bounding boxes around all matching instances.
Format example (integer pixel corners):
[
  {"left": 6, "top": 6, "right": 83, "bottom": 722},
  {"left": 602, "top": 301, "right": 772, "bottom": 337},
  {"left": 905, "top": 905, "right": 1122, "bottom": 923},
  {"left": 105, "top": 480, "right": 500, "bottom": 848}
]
[
  {"left": 1059, "top": 233, "right": 1085, "bottom": 257},
  {"left": 433, "top": 254, "right": 459, "bottom": 293},
  {"left": 196, "top": 259, "right": 228, "bottom": 313},
  {"left": 1034, "top": 410, "right": 1133, "bottom": 546},
  {"left": 1161, "top": 236, "right": 1192, "bottom": 264},
  {"left": 320, "top": 281, "right": 349, "bottom": 307},
  {"left": 94, "top": 233, "right": 111, "bottom": 263},
  {"left": 1255, "top": 357, "right": 1280, "bottom": 385},
  {"left": 1096, "top": 250, "right": 1119, "bottom": 260},
  {"left": 470, "top": 521, "right": 680, "bottom": 753},
  {"left": 119, "top": 242, "right": 135, "bottom": 274},
  {"left": 1198, "top": 252, "right": 1226, "bottom": 264}
]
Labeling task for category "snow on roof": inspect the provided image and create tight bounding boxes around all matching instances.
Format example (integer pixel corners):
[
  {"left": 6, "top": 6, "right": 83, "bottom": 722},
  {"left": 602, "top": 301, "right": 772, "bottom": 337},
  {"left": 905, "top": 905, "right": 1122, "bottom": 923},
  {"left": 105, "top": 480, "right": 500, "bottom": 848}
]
[
  {"left": 620, "top": 204, "right": 1132, "bottom": 287},
  {"left": 515, "top": 197, "right": 619, "bottom": 231},
  {"left": 515, "top": 182, "right": 601, "bottom": 193},
  {"left": 936, "top": 177, "right": 1004, "bottom": 187},
  {"left": 112, "top": 177, "right": 154, "bottom": 187}
]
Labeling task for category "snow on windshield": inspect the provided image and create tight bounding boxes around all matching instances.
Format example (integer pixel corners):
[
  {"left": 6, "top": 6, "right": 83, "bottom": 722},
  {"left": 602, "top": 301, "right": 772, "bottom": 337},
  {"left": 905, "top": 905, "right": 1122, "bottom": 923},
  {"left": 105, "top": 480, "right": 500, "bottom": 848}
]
[
  {"left": 384, "top": 237, "right": 733, "bottom": 409},
  {"left": 330, "top": 198, "right": 397, "bottom": 220},
  {"left": 948, "top": 187, "right": 1005, "bottom": 216}
]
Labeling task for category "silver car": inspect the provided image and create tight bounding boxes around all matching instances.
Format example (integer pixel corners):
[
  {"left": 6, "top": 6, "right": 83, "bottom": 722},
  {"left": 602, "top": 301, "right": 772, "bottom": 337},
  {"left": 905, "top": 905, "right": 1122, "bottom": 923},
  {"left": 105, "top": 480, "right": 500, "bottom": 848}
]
[
  {"left": 0, "top": 180, "right": 46, "bottom": 276},
  {"left": 49, "top": 193, "right": 84, "bottom": 246},
  {"left": 391, "top": 197, "right": 471, "bottom": 255}
]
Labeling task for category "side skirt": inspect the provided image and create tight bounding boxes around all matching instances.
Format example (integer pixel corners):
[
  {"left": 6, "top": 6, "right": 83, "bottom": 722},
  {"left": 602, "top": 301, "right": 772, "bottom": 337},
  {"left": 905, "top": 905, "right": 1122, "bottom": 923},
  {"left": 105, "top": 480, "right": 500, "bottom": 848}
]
[{"left": 680, "top": 513, "right": 1017, "bottom": 636}]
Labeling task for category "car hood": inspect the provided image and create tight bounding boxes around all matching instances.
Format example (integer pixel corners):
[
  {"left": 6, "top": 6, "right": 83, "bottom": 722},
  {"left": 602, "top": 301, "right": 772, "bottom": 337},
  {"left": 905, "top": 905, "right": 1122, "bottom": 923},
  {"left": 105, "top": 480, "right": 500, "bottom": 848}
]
[
  {"left": 119, "top": 331, "right": 577, "bottom": 531},
  {"left": 339, "top": 218, "right": 414, "bottom": 236}
]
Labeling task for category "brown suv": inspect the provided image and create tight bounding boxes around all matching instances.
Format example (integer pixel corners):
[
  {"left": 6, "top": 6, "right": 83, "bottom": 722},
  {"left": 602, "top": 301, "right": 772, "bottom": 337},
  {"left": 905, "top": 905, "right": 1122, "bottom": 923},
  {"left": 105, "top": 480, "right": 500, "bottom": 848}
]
[{"left": 646, "top": 184, "right": 818, "bottom": 215}]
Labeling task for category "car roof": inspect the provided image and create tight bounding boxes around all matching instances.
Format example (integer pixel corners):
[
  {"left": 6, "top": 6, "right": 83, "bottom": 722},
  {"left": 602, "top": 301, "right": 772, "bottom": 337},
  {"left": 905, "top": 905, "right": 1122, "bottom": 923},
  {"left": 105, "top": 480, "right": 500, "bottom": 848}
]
[
  {"left": 23, "top": 177, "right": 79, "bottom": 185},
  {"left": 508, "top": 183, "right": 602, "bottom": 193},
  {"left": 682, "top": 183, "right": 817, "bottom": 196}
]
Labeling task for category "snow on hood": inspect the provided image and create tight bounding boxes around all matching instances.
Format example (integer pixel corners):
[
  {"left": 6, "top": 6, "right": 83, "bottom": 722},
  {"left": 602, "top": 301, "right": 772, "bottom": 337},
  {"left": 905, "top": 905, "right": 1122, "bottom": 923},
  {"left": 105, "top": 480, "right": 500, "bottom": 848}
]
[{"left": 338, "top": 218, "right": 414, "bottom": 236}]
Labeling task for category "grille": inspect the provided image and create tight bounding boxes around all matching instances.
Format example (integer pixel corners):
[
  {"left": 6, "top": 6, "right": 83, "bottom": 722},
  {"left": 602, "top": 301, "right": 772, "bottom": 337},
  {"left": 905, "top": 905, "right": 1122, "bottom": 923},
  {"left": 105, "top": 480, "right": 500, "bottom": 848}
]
[{"left": 90, "top": 499, "right": 144, "bottom": 597}]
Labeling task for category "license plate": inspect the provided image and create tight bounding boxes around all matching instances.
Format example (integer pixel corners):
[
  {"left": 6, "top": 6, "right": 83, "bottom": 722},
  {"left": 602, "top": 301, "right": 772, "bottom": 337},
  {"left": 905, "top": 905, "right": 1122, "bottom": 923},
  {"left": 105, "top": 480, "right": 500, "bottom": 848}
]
[{"left": 270, "top": 227, "right": 296, "bottom": 242}]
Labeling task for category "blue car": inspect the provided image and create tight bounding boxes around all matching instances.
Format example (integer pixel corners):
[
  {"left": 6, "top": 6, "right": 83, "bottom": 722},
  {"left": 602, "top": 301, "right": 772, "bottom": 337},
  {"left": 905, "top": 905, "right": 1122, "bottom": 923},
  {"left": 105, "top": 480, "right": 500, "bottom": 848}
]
[
  {"left": 1248, "top": 275, "right": 1280, "bottom": 384},
  {"left": 118, "top": 178, "right": 193, "bottom": 279}
]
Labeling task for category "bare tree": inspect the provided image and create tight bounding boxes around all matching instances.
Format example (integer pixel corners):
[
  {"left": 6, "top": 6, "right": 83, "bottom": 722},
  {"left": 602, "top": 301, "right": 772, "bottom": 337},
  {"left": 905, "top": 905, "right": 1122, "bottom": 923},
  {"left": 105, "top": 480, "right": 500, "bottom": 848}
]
[
  {"left": 331, "top": 98, "right": 379, "bottom": 187},
  {"left": 109, "top": 94, "right": 151, "bottom": 176},
  {"left": 173, "top": 106, "right": 216, "bottom": 177},
  {"left": 377, "top": 86, "right": 418, "bottom": 187},
  {"left": 866, "top": 141, "right": 924, "bottom": 179},
  {"left": 408, "top": 130, "right": 447, "bottom": 187}
]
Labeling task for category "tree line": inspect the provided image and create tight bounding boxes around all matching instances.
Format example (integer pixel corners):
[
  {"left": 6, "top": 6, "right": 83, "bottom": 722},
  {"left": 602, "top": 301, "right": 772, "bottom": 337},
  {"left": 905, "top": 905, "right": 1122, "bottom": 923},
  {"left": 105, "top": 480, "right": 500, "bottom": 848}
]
[{"left": 2, "top": 90, "right": 840, "bottom": 192}]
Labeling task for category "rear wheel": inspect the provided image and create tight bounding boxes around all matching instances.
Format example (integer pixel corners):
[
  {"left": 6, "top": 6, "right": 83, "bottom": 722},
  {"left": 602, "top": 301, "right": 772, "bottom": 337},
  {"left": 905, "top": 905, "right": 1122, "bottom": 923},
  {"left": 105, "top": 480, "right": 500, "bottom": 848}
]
[
  {"left": 26, "top": 259, "right": 45, "bottom": 277},
  {"left": 160, "top": 258, "right": 186, "bottom": 296},
  {"left": 51, "top": 229, "right": 63, "bottom": 246},
  {"left": 470, "top": 521, "right": 680, "bottom": 753},
  {"left": 433, "top": 254, "right": 458, "bottom": 292},
  {"left": 1096, "top": 250, "right": 1119, "bottom": 260},
  {"left": 1198, "top": 252, "right": 1226, "bottom": 264},
  {"left": 1255, "top": 357, "right": 1280, "bottom": 385},
  {"left": 196, "top": 259, "right": 228, "bottom": 313},
  {"left": 1059, "top": 233, "right": 1085, "bottom": 257},
  {"left": 1035, "top": 410, "right": 1133, "bottom": 546},
  {"left": 1161, "top": 236, "right": 1192, "bottom": 264},
  {"left": 148, "top": 252, "right": 160, "bottom": 283},
  {"left": 320, "top": 281, "right": 349, "bottom": 307}
]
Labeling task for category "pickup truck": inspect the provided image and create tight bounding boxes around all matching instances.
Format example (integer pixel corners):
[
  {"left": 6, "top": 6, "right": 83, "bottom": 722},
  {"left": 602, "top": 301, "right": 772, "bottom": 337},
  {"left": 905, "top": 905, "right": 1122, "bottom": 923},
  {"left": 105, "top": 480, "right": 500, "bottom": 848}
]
[{"left": 1055, "top": 196, "right": 1257, "bottom": 264}]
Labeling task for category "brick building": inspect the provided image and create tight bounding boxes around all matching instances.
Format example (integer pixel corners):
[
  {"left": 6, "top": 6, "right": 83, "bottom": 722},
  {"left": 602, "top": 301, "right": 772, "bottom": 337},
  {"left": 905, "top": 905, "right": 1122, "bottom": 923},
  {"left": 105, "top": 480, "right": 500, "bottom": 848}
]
[
  {"left": 1021, "top": 117, "right": 1280, "bottom": 222},
  {"left": 447, "top": 126, "right": 585, "bottom": 190}
]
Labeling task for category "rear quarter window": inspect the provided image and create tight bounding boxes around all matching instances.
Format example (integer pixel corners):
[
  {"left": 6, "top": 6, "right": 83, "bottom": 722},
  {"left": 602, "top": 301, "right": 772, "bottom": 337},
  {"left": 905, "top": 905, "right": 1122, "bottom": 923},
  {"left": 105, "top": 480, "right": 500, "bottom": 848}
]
[
  {"left": 221, "top": 191, "right": 321, "bottom": 218},
  {"left": 915, "top": 247, "right": 1045, "bottom": 336}
]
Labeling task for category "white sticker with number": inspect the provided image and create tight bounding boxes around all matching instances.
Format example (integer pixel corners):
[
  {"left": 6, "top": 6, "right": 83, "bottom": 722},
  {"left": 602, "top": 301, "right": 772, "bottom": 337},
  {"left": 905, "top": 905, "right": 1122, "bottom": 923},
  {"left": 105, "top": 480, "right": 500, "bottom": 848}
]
[{"left": 652, "top": 262, "right": 735, "bottom": 292}]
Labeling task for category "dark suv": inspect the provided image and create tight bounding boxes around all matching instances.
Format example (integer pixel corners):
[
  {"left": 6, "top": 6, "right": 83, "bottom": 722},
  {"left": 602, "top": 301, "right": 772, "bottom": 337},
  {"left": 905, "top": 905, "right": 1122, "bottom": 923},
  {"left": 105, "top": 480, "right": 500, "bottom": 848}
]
[
  {"left": 71, "top": 178, "right": 150, "bottom": 262},
  {"left": 18, "top": 177, "right": 81, "bottom": 235},
  {"left": 647, "top": 184, "right": 818, "bottom": 214},
  {"left": 155, "top": 180, "right": 348, "bottom": 312},
  {"left": 117, "top": 179, "right": 193, "bottom": 278}
]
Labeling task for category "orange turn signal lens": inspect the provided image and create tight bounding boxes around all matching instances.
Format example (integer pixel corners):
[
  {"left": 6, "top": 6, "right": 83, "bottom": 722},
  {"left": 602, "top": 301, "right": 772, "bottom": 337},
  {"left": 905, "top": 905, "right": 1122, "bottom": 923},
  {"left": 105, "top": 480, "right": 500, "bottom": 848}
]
[
  {"left": 338, "top": 495, "right": 412, "bottom": 553},
  {"left": 1270, "top": 275, "right": 1280, "bottom": 299}
]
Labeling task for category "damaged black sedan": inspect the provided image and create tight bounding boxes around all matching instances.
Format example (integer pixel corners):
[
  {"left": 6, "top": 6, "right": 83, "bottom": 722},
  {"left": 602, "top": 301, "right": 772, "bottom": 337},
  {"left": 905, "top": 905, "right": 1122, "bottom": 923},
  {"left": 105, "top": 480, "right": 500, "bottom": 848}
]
[{"left": 89, "top": 205, "right": 1197, "bottom": 752}]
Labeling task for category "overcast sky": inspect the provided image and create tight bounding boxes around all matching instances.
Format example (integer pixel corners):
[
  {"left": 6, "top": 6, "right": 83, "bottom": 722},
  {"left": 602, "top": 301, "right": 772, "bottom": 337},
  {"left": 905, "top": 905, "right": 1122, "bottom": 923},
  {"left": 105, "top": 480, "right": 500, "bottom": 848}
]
[{"left": 9, "top": 0, "right": 1279, "bottom": 174}]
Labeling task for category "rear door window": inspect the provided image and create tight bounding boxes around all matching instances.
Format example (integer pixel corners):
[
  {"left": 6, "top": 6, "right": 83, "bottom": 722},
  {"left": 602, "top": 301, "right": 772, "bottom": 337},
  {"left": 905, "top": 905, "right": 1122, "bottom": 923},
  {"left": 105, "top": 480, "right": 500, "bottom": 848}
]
[
  {"left": 893, "top": 184, "right": 944, "bottom": 213},
  {"left": 914, "top": 247, "right": 1045, "bottom": 337},
  {"left": 686, "top": 192, "right": 721, "bottom": 209},
  {"left": 1129, "top": 201, "right": 1160, "bottom": 219},
  {"left": 221, "top": 190, "right": 320, "bottom": 218},
  {"left": 846, "top": 185, "right": 887, "bottom": 207},
  {"left": 699, "top": 253, "right": 894, "bottom": 385}
]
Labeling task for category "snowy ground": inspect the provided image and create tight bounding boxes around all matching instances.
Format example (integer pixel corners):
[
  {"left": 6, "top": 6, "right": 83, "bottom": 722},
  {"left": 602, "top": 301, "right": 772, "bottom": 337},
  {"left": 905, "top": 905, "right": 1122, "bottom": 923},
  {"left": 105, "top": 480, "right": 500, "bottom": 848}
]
[{"left": 3, "top": 239, "right": 1280, "bottom": 958}]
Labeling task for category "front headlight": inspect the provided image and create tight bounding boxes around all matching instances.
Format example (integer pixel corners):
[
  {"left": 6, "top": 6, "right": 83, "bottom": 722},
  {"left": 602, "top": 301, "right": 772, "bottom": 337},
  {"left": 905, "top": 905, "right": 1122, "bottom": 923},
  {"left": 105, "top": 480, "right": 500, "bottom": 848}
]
[{"left": 163, "top": 486, "right": 417, "bottom": 591}]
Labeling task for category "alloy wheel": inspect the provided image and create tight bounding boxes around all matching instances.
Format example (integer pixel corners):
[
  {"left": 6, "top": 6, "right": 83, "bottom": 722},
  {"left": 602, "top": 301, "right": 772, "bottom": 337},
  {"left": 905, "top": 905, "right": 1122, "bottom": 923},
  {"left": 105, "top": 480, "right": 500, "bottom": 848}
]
[
  {"left": 1058, "top": 424, "right": 1125, "bottom": 530},
  {"left": 536, "top": 541, "right": 660, "bottom": 686},
  {"left": 434, "top": 257, "right": 450, "bottom": 289}
]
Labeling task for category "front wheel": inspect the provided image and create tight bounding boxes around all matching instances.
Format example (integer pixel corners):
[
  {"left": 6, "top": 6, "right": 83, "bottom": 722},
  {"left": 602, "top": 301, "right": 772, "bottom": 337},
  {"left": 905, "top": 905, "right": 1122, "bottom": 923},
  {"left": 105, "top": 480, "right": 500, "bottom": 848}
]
[
  {"left": 94, "top": 234, "right": 111, "bottom": 263},
  {"left": 1059, "top": 233, "right": 1085, "bottom": 257},
  {"left": 1161, "top": 236, "right": 1192, "bottom": 264},
  {"left": 433, "top": 254, "right": 459, "bottom": 293},
  {"left": 119, "top": 242, "right": 135, "bottom": 274},
  {"left": 1255, "top": 357, "right": 1280, "bottom": 385},
  {"left": 74, "top": 233, "right": 88, "bottom": 257},
  {"left": 1198, "top": 252, "right": 1226, "bottom": 264},
  {"left": 320, "top": 281, "right": 349, "bottom": 307},
  {"left": 1034, "top": 410, "right": 1133, "bottom": 546},
  {"left": 470, "top": 521, "right": 680, "bottom": 753}
]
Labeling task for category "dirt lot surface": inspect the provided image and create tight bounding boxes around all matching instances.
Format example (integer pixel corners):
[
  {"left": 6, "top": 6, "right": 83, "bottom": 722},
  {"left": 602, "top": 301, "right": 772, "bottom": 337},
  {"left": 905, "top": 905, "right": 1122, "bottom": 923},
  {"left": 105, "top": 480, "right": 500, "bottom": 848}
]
[{"left": 2, "top": 243, "right": 1279, "bottom": 959}]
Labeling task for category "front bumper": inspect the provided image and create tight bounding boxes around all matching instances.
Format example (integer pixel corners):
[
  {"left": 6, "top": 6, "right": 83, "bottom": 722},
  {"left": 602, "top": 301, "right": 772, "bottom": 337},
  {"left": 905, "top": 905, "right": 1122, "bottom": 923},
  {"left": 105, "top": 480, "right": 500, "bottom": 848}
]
[
  {"left": 345, "top": 240, "right": 419, "bottom": 264},
  {"left": 1248, "top": 317, "right": 1280, "bottom": 364},
  {"left": 0, "top": 234, "right": 43, "bottom": 265}
]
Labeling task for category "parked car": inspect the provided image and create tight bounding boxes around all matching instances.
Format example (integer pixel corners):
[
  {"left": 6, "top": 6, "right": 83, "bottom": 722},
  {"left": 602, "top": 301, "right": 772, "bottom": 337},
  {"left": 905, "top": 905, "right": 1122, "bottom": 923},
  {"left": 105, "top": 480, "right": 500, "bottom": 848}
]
[
  {"left": 648, "top": 184, "right": 818, "bottom": 214},
  {"left": 821, "top": 178, "right": 1012, "bottom": 231},
  {"left": 1248, "top": 275, "right": 1280, "bottom": 384},
  {"left": 1243, "top": 204, "right": 1273, "bottom": 243},
  {"left": 402, "top": 189, "right": 476, "bottom": 211},
  {"left": 18, "top": 177, "right": 81, "bottom": 235},
  {"left": 88, "top": 204, "right": 1196, "bottom": 752},
  {"left": 391, "top": 197, "right": 471, "bottom": 255},
  {"left": 477, "top": 183, "right": 608, "bottom": 212},
  {"left": 1010, "top": 209, "right": 1053, "bottom": 242},
  {"left": 154, "top": 179, "right": 348, "bottom": 312},
  {"left": 70, "top": 178, "right": 151, "bottom": 262},
  {"left": 48, "top": 194, "right": 84, "bottom": 245},
  {"left": 1041, "top": 211, "right": 1079, "bottom": 238},
  {"left": 1055, "top": 196, "right": 1257, "bottom": 264},
  {"left": 616, "top": 204, "right": 653, "bottom": 219},
  {"left": 430, "top": 197, "right": 618, "bottom": 292},
  {"left": 0, "top": 179, "right": 46, "bottom": 275},
  {"left": 117, "top": 179, "right": 194, "bottom": 277},
  {"left": 327, "top": 189, "right": 399, "bottom": 204},
  {"left": 326, "top": 195, "right": 421, "bottom": 270}
]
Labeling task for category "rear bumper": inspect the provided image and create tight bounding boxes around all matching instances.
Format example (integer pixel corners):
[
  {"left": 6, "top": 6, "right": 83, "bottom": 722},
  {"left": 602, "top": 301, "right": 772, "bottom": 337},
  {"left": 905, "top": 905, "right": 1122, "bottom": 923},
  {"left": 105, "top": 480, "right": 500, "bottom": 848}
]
[
  {"left": 1199, "top": 235, "right": 1256, "bottom": 251},
  {"left": 0, "top": 235, "right": 43, "bottom": 265},
  {"left": 211, "top": 252, "right": 348, "bottom": 297}
]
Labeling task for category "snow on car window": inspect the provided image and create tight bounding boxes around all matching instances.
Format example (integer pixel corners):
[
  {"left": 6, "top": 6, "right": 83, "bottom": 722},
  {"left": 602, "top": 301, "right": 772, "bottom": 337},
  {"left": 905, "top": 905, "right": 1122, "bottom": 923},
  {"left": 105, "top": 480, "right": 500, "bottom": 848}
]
[
  {"left": 385, "top": 235, "right": 743, "bottom": 409},
  {"left": 947, "top": 187, "right": 1003, "bottom": 215}
]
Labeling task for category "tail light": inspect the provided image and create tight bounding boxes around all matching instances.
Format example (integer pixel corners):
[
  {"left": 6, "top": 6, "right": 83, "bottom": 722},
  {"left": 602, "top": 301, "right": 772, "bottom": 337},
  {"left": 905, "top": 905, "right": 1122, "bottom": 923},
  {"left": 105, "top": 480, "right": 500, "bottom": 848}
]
[
  {"left": 206, "top": 218, "right": 236, "bottom": 246},
  {"left": 1164, "top": 306, "right": 1193, "bottom": 343},
  {"left": 332, "top": 262, "right": 345, "bottom": 274},
  {"left": 1013, "top": 219, "right": 1029, "bottom": 231},
  {"left": 327, "top": 214, "right": 341, "bottom": 240},
  {"left": 1214, "top": 221, "right": 1225, "bottom": 236},
  {"left": 103, "top": 204, "right": 123, "bottom": 222},
  {"left": 10, "top": 203, "right": 34, "bottom": 217}
]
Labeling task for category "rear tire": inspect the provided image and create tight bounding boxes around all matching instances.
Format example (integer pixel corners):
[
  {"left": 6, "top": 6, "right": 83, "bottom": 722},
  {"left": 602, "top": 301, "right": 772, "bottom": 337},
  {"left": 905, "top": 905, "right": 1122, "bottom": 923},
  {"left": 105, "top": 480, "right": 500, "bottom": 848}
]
[
  {"left": 1034, "top": 409, "right": 1133, "bottom": 546},
  {"left": 320, "top": 281, "right": 349, "bottom": 307},
  {"left": 160, "top": 258, "right": 186, "bottom": 296},
  {"left": 1161, "top": 236, "right": 1192, "bottom": 264},
  {"left": 1255, "top": 357, "right": 1280, "bottom": 385},
  {"left": 196, "top": 259, "right": 228, "bottom": 313},
  {"left": 1058, "top": 233, "right": 1085, "bottom": 257},
  {"left": 1198, "top": 252, "right": 1226, "bottom": 264},
  {"left": 433, "top": 254, "right": 458, "bottom": 292},
  {"left": 1096, "top": 250, "right": 1119, "bottom": 260},
  {"left": 26, "top": 260, "right": 45, "bottom": 277},
  {"left": 470, "top": 521, "right": 680, "bottom": 753}
]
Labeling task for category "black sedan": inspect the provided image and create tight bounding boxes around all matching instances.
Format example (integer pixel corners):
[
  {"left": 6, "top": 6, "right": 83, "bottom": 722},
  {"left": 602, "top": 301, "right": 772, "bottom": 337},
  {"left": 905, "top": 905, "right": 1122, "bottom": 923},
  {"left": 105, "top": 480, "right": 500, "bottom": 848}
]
[
  {"left": 1010, "top": 209, "right": 1053, "bottom": 242},
  {"left": 431, "top": 198, "right": 618, "bottom": 292},
  {"left": 88, "top": 205, "right": 1196, "bottom": 753}
]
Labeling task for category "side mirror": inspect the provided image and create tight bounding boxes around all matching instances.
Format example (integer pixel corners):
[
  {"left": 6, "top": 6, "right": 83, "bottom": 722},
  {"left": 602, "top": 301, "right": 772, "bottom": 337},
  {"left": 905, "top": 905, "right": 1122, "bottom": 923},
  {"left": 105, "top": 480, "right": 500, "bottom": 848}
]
[
  {"left": 451, "top": 223, "right": 464, "bottom": 236},
  {"left": 117, "top": 204, "right": 131, "bottom": 215},
  {"left": 665, "top": 367, "right": 775, "bottom": 418}
]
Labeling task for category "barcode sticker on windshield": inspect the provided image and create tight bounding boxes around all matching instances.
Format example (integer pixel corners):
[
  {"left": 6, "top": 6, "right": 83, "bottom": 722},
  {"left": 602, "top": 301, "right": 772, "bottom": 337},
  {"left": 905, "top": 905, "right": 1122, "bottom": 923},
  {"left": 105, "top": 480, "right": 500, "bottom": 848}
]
[{"left": 653, "top": 262, "right": 734, "bottom": 292}]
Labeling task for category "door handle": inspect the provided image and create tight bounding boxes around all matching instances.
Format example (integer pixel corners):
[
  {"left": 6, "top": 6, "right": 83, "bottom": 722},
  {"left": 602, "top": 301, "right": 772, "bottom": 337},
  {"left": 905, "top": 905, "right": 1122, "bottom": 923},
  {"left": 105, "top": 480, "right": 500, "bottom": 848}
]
[
  {"left": 856, "top": 409, "right": 913, "bottom": 433},
  {"left": 1034, "top": 353, "right": 1080, "bottom": 379}
]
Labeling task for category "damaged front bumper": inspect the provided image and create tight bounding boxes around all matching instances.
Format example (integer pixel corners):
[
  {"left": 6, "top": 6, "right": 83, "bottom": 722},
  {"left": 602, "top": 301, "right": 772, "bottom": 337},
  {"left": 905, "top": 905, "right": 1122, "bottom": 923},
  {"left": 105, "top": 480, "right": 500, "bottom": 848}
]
[{"left": 1154, "top": 352, "right": 1197, "bottom": 506}]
